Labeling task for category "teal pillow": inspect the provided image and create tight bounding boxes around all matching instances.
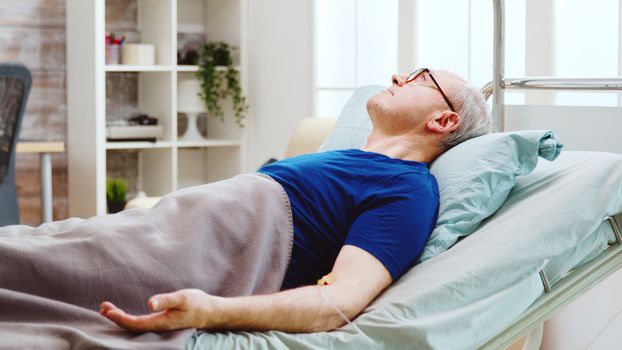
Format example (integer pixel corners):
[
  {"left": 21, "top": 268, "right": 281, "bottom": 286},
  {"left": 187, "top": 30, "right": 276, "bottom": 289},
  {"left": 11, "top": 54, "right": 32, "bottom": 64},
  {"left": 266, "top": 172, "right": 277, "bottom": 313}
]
[
  {"left": 421, "top": 130, "right": 563, "bottom": 261},
  {"left": 318, "top": 86, "right": 564, "bottom": 262}
]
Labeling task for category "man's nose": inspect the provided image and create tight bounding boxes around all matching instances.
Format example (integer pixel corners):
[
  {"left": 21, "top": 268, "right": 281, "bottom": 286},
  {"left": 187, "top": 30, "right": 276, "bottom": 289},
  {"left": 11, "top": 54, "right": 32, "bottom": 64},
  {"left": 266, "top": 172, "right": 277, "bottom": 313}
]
[{"left": 392, "top": 74, "right": 406, "bottom": 87}]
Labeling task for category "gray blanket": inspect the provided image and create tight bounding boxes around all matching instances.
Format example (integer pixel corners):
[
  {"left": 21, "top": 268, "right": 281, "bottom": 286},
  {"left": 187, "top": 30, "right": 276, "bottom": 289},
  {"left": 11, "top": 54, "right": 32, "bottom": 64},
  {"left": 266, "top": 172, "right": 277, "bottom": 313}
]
[{"left": 0, "top": 173, "right": 293, "bottom": 350}]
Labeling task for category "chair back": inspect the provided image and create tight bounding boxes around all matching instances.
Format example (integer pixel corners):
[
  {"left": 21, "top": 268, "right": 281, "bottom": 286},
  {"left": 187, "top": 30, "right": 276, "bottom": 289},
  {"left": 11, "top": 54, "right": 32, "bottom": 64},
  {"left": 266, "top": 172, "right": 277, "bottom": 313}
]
[
  {"left": 0, "top": 63, "right": 32, "bottom": 226},
  {"left": 284, "top": 117, "right": 337, "bottom": 158}
]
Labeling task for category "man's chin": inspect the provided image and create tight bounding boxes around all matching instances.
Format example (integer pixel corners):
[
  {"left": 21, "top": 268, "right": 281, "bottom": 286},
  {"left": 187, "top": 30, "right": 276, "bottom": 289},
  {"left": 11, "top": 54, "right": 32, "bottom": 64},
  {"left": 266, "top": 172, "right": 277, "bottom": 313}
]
[{"left": 366, "top": 93, "right": 389, "bottom": 116}]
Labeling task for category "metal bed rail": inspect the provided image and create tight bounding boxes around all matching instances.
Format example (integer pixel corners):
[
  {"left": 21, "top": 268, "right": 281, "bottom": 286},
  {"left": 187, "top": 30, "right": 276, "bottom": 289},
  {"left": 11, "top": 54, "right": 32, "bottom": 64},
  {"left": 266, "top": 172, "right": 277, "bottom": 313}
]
[
  {"left": 489, "top": 0, "right": 622, "bottom": 132},
  {"left": 537, "top": 216, "right": 622, "bottom": 296},
  {"left": 482, "top": 77, "right": 622, "bottom": 100}
]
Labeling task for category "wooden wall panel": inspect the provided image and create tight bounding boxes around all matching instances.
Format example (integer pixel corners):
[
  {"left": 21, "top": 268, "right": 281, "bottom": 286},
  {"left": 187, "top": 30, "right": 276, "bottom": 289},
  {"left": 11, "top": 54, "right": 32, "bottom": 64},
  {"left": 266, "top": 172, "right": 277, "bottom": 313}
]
[
  {"left": 0, "top": 29, "right": 65, "bottom": 71},
  {"left": 106, "top": 0, "right": 138, "bottom": 30},
  {"left": 0, "top": 0, "right": 65, "bottom": 27},
  {"left": 106, "top": 72, "right": 138, "bottom": 120},
  {"left": 21, "top": 71, "right": 66, "bottom": 141}
]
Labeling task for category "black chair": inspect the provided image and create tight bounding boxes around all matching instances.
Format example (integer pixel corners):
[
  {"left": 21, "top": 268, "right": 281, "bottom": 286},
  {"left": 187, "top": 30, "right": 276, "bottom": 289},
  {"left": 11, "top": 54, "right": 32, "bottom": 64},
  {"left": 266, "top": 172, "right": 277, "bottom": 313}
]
[{"left": 0, "top": 63, "right": 32, "bottom": 226}]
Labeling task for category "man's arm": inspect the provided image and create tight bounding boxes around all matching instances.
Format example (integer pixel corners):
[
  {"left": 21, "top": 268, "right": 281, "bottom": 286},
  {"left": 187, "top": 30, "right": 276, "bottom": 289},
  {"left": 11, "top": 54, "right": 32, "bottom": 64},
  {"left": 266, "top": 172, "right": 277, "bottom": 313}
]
[{"left": 101, "top": 245, "right": 392, "bottom": 333}]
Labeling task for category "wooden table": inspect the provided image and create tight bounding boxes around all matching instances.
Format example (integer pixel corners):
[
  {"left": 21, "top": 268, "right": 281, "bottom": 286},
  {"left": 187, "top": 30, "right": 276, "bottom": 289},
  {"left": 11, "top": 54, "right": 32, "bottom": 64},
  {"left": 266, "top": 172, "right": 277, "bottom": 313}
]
[{"left": 16, "top": 141, "right": 65, "bottom": 223}]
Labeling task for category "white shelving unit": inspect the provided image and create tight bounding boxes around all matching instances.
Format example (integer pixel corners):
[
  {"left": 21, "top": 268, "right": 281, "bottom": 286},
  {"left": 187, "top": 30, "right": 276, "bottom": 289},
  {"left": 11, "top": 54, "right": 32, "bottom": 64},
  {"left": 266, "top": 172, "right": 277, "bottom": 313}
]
[
  {"left": 66, "top": 0, "right": 248, "bottom": 217},
  {"left": 105, "top": 65, "right": 174, "bottom": 72},
  {"left": 176, "top": 65, "right": 199, "bottom": 72}
]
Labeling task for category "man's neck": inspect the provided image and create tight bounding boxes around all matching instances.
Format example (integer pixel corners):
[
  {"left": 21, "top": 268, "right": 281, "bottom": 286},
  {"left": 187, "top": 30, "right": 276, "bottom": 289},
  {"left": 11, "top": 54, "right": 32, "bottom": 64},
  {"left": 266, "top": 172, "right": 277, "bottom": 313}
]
[{"left": 362, "top": 133, "right": 439, "bottom": 163}]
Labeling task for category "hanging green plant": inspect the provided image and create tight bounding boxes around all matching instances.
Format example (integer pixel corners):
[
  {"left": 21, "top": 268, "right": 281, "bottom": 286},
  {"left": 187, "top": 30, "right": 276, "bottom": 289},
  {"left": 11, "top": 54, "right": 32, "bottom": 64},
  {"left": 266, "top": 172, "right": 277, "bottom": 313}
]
[{"left": 196, "top": 41, "right": 249, "bottom": 127}]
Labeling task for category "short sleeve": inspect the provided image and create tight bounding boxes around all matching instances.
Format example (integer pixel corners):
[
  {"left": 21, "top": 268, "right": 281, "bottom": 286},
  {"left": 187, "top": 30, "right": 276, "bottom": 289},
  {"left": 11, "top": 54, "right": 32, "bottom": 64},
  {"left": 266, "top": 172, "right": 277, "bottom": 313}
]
[{"left": 344, "top": 178, "right": 439, "bottom": 281}]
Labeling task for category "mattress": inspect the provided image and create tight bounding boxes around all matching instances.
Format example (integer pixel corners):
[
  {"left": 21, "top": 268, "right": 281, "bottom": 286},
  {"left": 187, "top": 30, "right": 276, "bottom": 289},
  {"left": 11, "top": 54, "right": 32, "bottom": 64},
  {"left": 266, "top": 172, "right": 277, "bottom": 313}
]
[{"left": 186, "top": 151, "right": 622, "bottom": 350}]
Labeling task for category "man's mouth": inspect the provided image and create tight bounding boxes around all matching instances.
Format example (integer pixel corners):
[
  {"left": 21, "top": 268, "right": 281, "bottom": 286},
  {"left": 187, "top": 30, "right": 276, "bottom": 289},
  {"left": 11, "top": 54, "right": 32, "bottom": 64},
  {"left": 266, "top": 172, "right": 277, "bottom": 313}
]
[{"left": 385, "top": 88, "right": 394, "bottom": 96}]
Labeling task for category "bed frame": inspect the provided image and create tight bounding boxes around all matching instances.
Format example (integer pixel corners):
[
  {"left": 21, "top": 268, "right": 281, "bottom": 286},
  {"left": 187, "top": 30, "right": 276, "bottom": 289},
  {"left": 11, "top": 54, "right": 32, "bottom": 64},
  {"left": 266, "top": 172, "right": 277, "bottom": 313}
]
[{"left": 479, "top": 1, "right": 622, "bottom": 348}]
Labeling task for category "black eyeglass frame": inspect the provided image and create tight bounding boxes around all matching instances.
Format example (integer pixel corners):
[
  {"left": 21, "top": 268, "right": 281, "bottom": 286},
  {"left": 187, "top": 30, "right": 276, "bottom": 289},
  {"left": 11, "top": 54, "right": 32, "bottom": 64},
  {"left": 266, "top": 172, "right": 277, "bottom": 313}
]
[{"left": 405, "top": 68, "right": 456, "bottom": 112}]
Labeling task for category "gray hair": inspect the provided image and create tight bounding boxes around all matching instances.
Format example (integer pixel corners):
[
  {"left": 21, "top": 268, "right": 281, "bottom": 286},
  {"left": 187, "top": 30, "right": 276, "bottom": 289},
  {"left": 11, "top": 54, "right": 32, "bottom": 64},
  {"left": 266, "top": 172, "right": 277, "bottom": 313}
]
[{"left": 440, "top": 83, "right": 491, "bottom": 149}]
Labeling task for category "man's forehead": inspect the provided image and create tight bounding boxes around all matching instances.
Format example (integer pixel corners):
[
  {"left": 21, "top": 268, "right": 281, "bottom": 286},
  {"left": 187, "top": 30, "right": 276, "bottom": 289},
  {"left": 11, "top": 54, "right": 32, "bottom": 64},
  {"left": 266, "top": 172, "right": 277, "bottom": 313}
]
[
  {"left": 432, "top": 69, "right": 466, "bottom": 84},
  {"left": 431, "top": 69, "right": 467, "bottom": 97}
]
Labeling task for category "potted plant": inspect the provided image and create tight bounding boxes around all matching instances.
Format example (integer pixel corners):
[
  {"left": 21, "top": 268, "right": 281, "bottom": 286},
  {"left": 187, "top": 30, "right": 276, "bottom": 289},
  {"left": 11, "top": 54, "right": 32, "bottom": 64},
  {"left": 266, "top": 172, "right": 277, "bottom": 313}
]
[
  {"left": 106, "top": 178, "right": 128, "bottom": 214},
  {"left": 196, "top": 41, "right": 249, "bottom": 127}
]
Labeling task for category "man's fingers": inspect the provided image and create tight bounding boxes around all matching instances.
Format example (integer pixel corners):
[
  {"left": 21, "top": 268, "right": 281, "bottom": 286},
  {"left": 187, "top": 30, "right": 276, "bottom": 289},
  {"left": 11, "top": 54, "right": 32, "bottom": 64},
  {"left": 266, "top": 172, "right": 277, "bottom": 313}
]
[
  {"left": 104, "top": 306, "right": 171, "bottom": 332},
  {"left": 100, "top": 301, "right": 118, "bottom": 314},
  {"left": 149, "top": 290, "right": 186, "bottom": 312},
  {"left": 105, "top": 308, "right": 144, "bottom": 331}
]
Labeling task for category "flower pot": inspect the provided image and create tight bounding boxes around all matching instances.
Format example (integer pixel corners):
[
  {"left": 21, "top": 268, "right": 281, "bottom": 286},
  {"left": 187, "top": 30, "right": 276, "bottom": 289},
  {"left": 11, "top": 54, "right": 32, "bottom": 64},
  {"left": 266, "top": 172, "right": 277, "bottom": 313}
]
[
  {"left": 107, "top": 201, "right": 127, "bottom": 214},
  {"left": 213, "top": 48, "right": 230, "bottom": 66}
]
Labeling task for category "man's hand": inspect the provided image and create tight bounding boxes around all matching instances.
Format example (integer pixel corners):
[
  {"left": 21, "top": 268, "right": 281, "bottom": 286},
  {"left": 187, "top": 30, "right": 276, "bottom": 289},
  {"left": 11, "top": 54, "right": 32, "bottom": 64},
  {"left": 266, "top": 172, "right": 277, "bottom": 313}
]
[
  {"left": 100, "top": 289, "right": 221, "bottom": 332},
  {"left": 101, "top": 245, "right": 392, "bottom": 333}
]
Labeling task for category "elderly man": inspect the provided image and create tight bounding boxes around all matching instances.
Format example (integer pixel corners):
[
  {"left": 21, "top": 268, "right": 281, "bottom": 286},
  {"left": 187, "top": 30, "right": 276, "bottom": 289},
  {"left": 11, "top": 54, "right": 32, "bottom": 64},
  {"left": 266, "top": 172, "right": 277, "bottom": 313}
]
[
  {"left": 0, "top": 69, "right": 489, "bottom": 349},
  {"left": 99, "top": 68, "right": 490, "bottom": 333}
]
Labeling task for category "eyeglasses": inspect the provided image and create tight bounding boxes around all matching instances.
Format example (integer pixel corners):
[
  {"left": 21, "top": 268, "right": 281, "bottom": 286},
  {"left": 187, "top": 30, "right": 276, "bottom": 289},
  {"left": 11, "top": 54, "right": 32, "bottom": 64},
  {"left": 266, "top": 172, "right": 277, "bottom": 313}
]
[{"left": 405, "top": 68, "right": 455, "bottom": 112}]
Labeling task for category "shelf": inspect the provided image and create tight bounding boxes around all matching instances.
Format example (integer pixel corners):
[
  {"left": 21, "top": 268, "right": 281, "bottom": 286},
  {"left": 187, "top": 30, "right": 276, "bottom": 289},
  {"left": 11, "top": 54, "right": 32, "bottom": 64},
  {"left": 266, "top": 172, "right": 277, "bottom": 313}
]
[
  {"left": 176, "top": 65, "right": 241, "bottom": 72},
  {"left": 105, "top": 140, "right": 240, "bottom": 149},
  {"left": 177, "top": 65, "right": 199, "bottom": 72},
  {"left": 177, "top": 139, "right": 241, "bottom": 148},
  {"left": 106, "top": 141, "right": 173, "bottom": 150},
  {"left": 105, "top": 65, "right": 174, "bottom": 72}
]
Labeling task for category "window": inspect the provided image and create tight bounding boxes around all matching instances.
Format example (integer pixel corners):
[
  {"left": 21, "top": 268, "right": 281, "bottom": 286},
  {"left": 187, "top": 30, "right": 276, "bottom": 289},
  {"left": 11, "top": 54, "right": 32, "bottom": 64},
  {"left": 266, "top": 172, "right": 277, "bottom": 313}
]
[
  {"left": 314, "top": 0, "right": 398, "bottom": 117},
  {"left": 415, "top": 0, "right": 525, "bottom": 104},
  {"left": 313, "top": 0, "right": 622, "bottom": 114},
  {"left": 555, "top": 0, "right": 620, "bottom": 106}
]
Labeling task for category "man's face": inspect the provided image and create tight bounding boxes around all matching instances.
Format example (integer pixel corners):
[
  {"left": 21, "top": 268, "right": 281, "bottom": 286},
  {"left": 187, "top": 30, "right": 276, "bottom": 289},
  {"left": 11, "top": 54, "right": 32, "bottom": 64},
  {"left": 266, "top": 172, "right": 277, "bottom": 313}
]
[{"left": 367, "top": 69, "right": 463, "bottom": 135}]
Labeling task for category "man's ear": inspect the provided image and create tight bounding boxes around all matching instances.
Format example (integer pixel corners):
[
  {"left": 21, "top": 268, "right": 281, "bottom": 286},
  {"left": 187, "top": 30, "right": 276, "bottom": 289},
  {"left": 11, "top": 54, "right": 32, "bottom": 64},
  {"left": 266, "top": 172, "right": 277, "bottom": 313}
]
[{"left": 426, "top": 111, "right": 460, "bottom": 134}]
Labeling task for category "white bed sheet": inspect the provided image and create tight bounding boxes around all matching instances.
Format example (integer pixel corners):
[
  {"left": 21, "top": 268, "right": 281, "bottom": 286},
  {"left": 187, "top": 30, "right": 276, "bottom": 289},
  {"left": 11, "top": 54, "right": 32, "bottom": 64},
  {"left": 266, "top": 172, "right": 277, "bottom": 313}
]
[{"left": 188, "top": 151, "right": 622, "bottom": 350}]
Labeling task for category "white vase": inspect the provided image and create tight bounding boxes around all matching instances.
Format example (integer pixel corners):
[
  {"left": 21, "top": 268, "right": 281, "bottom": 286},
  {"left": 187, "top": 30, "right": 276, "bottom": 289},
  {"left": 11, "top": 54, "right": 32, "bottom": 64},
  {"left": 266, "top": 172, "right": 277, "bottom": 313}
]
[
  {"left": 180, "top": 112, "right": 203, "bottom": 141},
  {"left": 178, "top": 79, "right": 207, "bottom": 141}
]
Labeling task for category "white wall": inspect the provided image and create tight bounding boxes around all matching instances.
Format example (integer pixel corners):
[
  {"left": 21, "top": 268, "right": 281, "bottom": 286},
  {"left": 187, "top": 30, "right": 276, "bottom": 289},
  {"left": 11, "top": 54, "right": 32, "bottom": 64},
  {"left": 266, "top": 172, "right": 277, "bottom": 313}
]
[{"left": 246, "top": 0, "right": 314, "bottom": 171}]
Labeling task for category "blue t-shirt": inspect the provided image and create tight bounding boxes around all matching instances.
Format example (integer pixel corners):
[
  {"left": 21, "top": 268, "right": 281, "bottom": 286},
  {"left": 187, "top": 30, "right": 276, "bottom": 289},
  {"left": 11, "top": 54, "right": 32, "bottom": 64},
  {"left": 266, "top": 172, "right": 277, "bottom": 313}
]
[{"left": 259, "top": 149, "right": 439, "bottom": 289}]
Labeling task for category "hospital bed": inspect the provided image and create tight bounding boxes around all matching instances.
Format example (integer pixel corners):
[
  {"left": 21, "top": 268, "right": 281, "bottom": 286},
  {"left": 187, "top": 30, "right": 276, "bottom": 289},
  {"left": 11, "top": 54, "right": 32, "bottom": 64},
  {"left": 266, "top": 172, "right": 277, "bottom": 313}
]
[{"left": 187, "top": 1, "right": 622, "bottom": 349}]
